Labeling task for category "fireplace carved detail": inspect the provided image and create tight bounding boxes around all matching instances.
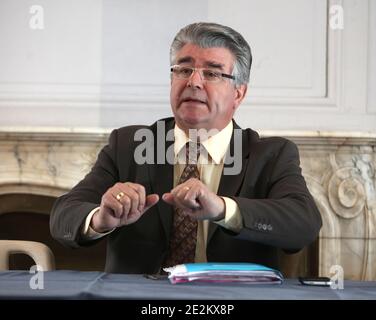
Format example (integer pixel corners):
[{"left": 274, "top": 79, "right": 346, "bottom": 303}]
[{"left": 1, "top": 129, "right": 375, "bottom": 280}]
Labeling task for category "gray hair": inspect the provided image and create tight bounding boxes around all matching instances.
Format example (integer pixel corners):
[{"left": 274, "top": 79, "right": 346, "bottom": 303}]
[{"left": 170, "top": 22, "right": 252, "bottom": 86}]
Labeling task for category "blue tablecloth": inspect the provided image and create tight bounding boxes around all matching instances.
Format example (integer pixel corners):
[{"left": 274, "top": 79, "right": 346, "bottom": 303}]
[{"left": 0, "top": 270, "right": 375, "bottom": 300}]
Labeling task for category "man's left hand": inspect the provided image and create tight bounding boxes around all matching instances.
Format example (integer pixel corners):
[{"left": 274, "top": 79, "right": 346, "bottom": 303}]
[{"left": 162, "top": 178, "right": 225, "bottom": 221}]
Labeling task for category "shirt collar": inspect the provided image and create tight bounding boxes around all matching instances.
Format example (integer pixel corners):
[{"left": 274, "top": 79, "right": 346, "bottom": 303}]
[{"left": 174, "top": 121, "right": 233, "bottom": 164}]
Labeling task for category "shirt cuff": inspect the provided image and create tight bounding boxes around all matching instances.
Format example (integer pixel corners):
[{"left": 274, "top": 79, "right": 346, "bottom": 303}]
[
  {"left": 81, "top": 207, "right": 115, "bottom": 240},
  {"left": 214, "top": 197, "right": 243, "bottom": 233}
]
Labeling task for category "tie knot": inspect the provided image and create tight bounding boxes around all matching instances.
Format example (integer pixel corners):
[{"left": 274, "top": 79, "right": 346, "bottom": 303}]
[{"left": 186, "top": 141, "right": 201, "bottom": 164}]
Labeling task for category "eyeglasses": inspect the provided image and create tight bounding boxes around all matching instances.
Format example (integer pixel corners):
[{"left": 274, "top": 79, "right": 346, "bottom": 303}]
[{"left": 170, "top": 65, "right": 235, "bottom": 83}]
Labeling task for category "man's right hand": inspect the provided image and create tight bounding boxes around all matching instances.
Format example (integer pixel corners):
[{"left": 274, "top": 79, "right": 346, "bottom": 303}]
[{"left": 90, "top": 182, "right": 159, "bottom": 233}]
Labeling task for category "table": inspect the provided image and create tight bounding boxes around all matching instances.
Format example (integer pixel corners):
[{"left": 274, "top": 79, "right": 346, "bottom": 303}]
[{"left": 0, "top": 270, "right": 375, "bottom": 300}]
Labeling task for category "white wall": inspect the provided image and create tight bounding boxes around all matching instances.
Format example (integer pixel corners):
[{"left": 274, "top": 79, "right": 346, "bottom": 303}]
[
  {"left": 0, "top": 0, "right": 375, "bottom": 132},
  {"left": 368, "top": 0, "right": 376, "bottom": 116}
]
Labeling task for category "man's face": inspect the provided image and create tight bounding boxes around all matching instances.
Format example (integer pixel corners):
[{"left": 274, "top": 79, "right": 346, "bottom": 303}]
[{"left": 170, "top": 43, "right": 247, "bottom": 132}]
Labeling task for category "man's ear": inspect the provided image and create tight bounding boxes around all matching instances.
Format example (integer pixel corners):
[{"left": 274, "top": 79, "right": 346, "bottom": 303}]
[{"left": 233, "top": 84, "right": 248, "bottom": 110}]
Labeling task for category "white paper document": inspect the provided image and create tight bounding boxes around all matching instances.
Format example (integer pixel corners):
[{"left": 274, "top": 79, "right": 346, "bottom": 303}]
[{"left": 164, "top": 262, "right": 284, "bottom": 284}]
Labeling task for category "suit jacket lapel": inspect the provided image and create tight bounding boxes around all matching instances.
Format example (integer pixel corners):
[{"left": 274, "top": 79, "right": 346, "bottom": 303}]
[
  {"left": 148, "top": 118, "right": 175, "bottom": 245},
  {"left": 147, "top": 118, "right": 254, "bottom": 247},
  {"left": 207, "top": 121, "right": 251, "bottom": 243}
]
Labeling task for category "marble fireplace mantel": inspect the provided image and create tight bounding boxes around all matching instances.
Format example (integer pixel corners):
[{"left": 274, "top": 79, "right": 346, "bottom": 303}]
[{"left": 0, "top": 127, "right": 375, "bottom": 280}]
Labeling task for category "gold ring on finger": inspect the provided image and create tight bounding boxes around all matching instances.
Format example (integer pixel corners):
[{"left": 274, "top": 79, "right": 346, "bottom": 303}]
[{"left": 116, "top": 191, "right": 125, "bottom": 201}]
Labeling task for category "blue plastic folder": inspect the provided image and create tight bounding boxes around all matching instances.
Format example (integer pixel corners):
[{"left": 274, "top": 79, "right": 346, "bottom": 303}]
[{"left": 163, "top": 262, "right": 284, "bottom": 284}]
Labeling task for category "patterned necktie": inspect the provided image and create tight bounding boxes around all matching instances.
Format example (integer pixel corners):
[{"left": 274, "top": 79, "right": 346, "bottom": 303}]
[{"left": 163, "top": 141, "right": 201, "bottom": 268}]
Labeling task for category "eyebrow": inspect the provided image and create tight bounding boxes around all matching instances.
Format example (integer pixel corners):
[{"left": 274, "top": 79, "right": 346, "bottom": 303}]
[
  {"left": 176, "top": 56, "right": 225, "bottom": 70},
  {"left": 176, "top": 56, "right": 194, "bottom": 64},
  {"left": 205, "top": 61, "right": 225, "bottom": 70}
]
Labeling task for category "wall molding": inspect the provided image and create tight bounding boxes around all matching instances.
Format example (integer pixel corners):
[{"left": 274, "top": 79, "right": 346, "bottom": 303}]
[
  {"left": 0, "top": 0, "right": 373, "bottom": 131},
  {"left": 0, "top": 0, "right": 349, "bottom": 111}
]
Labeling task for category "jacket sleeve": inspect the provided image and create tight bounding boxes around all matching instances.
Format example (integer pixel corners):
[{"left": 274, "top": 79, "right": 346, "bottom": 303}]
[
  {"left": 49, "top": 129, "right": 121, "bottom": 248},
  {"left": 231, "top": 139, "right": 322, "bottom": 251}
]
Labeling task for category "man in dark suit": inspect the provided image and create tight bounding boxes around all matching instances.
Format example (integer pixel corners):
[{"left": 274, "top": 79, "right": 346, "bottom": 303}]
[{"left": 50, "top": 22, "right": 322, "bottom": 274}]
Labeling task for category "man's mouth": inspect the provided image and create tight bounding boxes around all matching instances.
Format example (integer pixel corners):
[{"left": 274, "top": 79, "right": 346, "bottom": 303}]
[{"left": 181, "top": 98, "right": 207, "bottom": 104}]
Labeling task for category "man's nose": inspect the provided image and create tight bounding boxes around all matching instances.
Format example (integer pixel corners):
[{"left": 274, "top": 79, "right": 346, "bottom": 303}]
[{"left": 187, "top": 70, "right": 204, "bottom": 89}]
